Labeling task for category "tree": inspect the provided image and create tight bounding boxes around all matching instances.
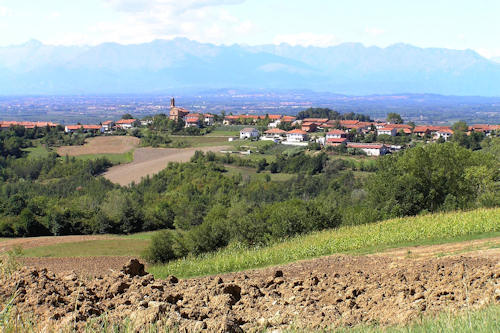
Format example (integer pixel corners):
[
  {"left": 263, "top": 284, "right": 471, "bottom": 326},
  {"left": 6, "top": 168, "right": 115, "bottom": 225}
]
[
  {"left": 121, "top": 113, "right": 134, "bottom": 119},
  {"left": 386, "top": 113, "right": 403, "bottom": 124}
]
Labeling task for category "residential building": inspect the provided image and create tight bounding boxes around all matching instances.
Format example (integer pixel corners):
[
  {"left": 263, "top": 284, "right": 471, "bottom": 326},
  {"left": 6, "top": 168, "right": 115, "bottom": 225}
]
[
  {"left": 286, "top": 129, "right": 308, "bottom": 142},
  {"left": 326, "top": 129, "right": 346, "bottom": 140},
  {"left": 101, "top": 120, "right": 115, "bottom": 132},
  {"left": 240, "top": 128, "right": 259, "bottom": 139},
  {"left": 377, "top": 127, "right": 397, "bottom": 136},
  {"left": 436, "top": 129, "right": 454, "bottom": 141},
  {"left": 116, "top": 119, "right": 137, "bottom": 129},
  {"left": 347, "top": 143, "right": 389, "bottom": 156},
  {"left": 262, "top": 128, "right": 286, "bottom": 141}
]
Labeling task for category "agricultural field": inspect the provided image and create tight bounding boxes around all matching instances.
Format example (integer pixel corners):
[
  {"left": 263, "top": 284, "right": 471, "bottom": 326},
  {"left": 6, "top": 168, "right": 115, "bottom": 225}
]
[
  {"left": 150, "top": 207, "right": 500, "bottom": 278},
  {"left": 56, "top": 136, "right": 140, "bottom": 156},
  {"left": 169, "top": 135, "right": 232, "bottom": 147},
  {"left": 103, "top": 145, "right": 230, "bottom": 185}
]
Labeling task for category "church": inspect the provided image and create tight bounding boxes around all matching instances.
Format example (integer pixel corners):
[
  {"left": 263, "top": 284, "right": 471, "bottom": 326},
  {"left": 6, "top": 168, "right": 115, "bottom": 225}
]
[{"left": 168, "top": 98, "right": 190, "bottom": 122}]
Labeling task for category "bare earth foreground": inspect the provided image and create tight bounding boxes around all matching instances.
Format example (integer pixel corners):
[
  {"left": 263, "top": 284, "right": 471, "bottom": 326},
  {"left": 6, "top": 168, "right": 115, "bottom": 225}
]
[
  {"left": 103, "top": 146, "right": 230, "bottom": 185},
  {"left": 0, "top": 240, "right": 499, "bottom": 331},
  {"left": 56, "top": 136, "right": 140, "bottom": 156}
]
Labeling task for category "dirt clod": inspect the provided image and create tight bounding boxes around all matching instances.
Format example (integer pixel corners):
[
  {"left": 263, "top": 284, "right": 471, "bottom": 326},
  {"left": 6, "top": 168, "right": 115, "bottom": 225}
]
[
  {"left": 1, "top": 255, "right": 499, "bottom": 331},
  {"left": 122, "top": 258, "right": 146, "bottom": 277}
]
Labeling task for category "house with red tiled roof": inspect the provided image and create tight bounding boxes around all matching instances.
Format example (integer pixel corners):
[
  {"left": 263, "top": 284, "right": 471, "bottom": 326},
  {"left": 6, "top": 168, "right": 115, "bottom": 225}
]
[
  {"left": 286, "top": 129, "right": 308, "bottom": 142},
  {"left": 347, "top": 143, "right": 389, "bottom": 156},
  {"left": 65, "top": 125, "right": 102, "bottom": 133},
  {"left": 377, "top": 127, "right": 397, "bottom": 136},
  {"left": 116, "top": 119, "right": 138, "bottom": 129},
  {"left": 263, "top": 128, "right": 286, "bottom": 141},
  {"left": 436, "top": 128, "right": 454, "bottom": 141},
  {"left": 301, "top": 122, "right": 318, "bottom": 132},
  {"left": 326, "top": 137, "right": 348, "bottom": 146},
  {"left": 326, "top": 129, "right": 346, "bottom": 140}
]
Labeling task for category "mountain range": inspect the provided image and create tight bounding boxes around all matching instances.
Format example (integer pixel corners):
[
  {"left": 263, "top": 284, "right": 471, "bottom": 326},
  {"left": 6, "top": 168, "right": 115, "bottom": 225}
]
[{"left": 0, "top": 38, "right": 500, "bottom": 96}]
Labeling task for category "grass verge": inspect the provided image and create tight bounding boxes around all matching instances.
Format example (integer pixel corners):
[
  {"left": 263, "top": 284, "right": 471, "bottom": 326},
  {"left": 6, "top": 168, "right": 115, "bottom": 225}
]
[
  {"left": 149, "top": 208, "right": 500, "bottom": 279},
  {"left": 329, "top": 304, "right": 500, "bottom": 333}
]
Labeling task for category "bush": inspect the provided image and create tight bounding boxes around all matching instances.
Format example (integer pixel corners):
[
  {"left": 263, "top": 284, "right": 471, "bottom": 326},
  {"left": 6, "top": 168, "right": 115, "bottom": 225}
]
[{"left": 143, "top": 230, "right": 188, "bottom": 263}]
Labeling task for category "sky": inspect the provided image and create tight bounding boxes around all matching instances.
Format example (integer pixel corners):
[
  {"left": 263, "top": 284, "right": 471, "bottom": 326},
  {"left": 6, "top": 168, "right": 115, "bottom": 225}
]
[{"left": 1, "top": 0, "right": 500, "bottom": 58}]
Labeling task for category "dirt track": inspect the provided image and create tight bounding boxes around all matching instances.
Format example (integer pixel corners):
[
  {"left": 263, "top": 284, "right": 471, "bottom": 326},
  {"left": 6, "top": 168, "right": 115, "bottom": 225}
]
[
  {"left": 57, "top": 136, "right": 140, "bottom": 156},
  {"left": 103, "top": 146, "right": 230, "bottom": 185}
]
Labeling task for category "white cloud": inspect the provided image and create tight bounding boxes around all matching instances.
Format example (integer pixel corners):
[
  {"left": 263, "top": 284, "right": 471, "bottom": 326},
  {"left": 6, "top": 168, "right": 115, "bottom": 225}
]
[
  {"left": 365, "top": 27, "right": 385, "bottom": 37},
  {"left": 0, "top": 5, "right": 12, "bottom": 17},
  {"left": 62, "top": 0, "right": 253, "bottom": 45},
  {"left": 273, "top": 33, "right": 339, "bottom": 47},
  {"left": 476, "top": 48, "right": 500, "bottom": 59},
  {"left": 105, "top": 0, "right": 245, "bottom": 14}
]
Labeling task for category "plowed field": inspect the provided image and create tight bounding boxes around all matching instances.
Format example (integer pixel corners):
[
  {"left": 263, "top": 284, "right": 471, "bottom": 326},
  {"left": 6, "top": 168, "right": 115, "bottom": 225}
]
[{"left": 56, "top": 136, "right": 139, "bottom": 156}]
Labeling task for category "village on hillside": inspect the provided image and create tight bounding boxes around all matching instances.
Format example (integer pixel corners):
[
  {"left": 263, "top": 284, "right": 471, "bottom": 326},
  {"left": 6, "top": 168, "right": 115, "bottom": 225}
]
[{"left": 1, "top": 98, "right": 499, "bottom": 157}]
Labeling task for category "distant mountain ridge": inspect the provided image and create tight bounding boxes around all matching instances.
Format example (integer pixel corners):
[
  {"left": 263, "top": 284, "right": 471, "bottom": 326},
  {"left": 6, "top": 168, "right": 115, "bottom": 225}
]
[{"left": 0, "top": 38, "right": 499, "bottom": 96}]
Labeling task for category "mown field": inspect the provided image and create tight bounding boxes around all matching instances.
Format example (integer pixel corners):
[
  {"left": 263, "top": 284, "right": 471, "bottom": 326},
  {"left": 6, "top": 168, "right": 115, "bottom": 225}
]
[
  {"left": 149, "top": 207, "right": 500, "bottom": 278},
  {"left": 223, "top": 164, "right": 295, "bottom": 182}
]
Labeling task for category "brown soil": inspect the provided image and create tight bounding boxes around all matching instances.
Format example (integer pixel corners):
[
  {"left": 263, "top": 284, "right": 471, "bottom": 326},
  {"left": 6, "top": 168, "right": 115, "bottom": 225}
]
[
  {"left": 103, "top": 146, "right": 230, "bottom": 185},
  {"left": 56, "top": 136, "right": 140, "bottom": 156},
  {"left": 0, "top": 235, "right": 117, "bottom": 252},
  {"left": 1, "top": 253, "right": 499, "bottom": 332},
  {"left": 21, "top": 256, "right": 137, "bottom": 278}
]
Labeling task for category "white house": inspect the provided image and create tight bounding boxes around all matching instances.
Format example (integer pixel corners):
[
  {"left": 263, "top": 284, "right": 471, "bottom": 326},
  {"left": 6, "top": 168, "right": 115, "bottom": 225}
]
[
  {"left": 325, "top": 129, "right": 346, "bottom": 140},
  {"left": 347, "top": 143, "right": 389, "bottom": 156},
  {"left": 204, "top": 114, "right": 215, "bottom": 126},
  {"left": 240, "top": 128, "right": 259, "bottom": 139},
  {"left": 377, "top": 127, "right": 397, "bottom": 136},
  {"left": 101, "top": 120, "right": 115, "bottom": 132},
  {"left": 286, "top": 129, "right": 308, "bottom": 142},
  {"left": 116, "top": 119, "right": 137, "bottom": 129},
  {"left": 435, "top": 129, "right": 454, "bottom": 141},
  {"left": 262, "top": 128, "right": 286, "bottom": 141}
]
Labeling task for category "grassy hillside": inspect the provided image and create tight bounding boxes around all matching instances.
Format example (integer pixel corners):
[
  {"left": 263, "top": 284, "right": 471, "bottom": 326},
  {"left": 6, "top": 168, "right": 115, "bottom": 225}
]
[{"left": 150, "top": 208, "right": 500, "bottom": 278}]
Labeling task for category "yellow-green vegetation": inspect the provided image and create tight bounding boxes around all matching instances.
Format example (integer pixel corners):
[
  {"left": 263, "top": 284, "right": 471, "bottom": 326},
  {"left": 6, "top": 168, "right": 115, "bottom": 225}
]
[
  {"left": 21, "top": 239, "right": 150, "bottom": 258},
  {"left": 149, "top": 208, "right": 500, "bottom": 279},
  {"left": 223, "top": 164, "right": 295, "bottom": 182},
  {"left": 205, "top": 130, "right": 240, "bottom": 137},
  {"left": 73, "top": 150, "right": 134, "bottom": 165},
  {"left": 169, "top": 136, "right": 231, "bottom": 147},
  {"left": 330, "top": 304, "right": 500, "bottom": 333},
  {"left": 24, "top": 144, "right": 52, "bottom": 159}
]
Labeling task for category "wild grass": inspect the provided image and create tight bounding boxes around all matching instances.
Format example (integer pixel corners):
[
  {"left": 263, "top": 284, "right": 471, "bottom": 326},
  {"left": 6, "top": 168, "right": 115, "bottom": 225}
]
[
  {"left": 21, "top": 239, "right": 150, "bottom": 258},
  {"left": 223, "top": 164, "right": 295, "bottom": 182},
  {"left": 169, "top": 136, "right": 231, "bottom": 148},
  {"left": 73, "top": 150, "right": 134, "bottom": 165},
  {"left": 149, "top": 208, "right": 500, "bottom": 279},
  {"left": 326, "top": 304, "right": 500, "bottom": 332},
  {"left": 23, "top": 144, "right": 52, "bottom": 159}
]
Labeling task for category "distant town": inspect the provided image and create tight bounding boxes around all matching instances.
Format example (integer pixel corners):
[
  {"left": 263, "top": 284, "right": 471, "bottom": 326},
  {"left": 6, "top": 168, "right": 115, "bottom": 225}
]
[{"left": 1, "top": 97, "right": 498, "bottom": 157}]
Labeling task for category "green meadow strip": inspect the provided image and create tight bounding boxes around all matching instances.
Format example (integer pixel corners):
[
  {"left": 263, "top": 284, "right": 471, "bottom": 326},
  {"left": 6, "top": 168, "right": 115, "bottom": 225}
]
[{"left": 149, "top": 208, "right": 500, "bottom": 279}]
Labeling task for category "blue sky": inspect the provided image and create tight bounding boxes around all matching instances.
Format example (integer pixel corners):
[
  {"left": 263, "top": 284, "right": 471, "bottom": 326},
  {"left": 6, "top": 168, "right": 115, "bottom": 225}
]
[{"left": 1, "top": 0, "right": 499, "bottom": 58}]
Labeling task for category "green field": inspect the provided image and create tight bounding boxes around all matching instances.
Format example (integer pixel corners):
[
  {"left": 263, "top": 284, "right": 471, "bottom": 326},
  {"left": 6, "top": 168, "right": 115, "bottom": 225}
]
[
  {"left": 224, "top": 164, "right": 295, "bottom": 182},
  {"left": 73, "top": 151, "right": 134, "bottom": 164},
  {"left": 23, "top": 144, "right": 52, "bottom": 159},
  {"left": 22, "top": 239, "right": 150, "bottom": 258},
  {"left": 149, "top": 208, "right": 500, "bottom": 278},
  {"left": 169, "top": 136, "right": 232, "bottom": 147},
  {"left": 205, "top": 130, "right": 240, "bottom": 137}
]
